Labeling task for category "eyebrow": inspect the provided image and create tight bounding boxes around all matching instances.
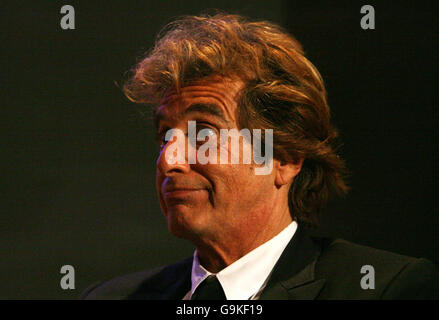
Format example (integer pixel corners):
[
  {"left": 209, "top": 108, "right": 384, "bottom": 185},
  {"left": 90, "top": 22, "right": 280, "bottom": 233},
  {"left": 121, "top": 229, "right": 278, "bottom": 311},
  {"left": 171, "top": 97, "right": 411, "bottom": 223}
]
[{"left": 154, "top": 103, "right": 229, "bottom": 128}]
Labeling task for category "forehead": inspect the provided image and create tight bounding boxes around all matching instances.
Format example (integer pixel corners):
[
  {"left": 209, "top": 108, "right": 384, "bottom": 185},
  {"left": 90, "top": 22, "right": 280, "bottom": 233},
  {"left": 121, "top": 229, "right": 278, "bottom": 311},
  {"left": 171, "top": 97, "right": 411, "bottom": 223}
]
[{"left": 156, "top": 76, "right": 245, "bottom": 125}]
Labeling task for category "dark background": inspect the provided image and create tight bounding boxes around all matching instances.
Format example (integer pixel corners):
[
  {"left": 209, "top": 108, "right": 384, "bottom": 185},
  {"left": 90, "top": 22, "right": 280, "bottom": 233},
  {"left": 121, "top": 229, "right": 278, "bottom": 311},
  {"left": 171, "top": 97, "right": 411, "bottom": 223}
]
[{"left": 1, "top": 0, "right": 438, "bottom": 299}]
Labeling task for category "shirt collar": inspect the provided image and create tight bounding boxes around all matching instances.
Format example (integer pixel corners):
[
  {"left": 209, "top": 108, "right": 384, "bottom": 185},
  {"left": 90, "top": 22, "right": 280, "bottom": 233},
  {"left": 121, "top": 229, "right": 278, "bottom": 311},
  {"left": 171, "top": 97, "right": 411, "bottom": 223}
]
[{"left": 189, "top": 221, "right": 298, "bottom": 300}]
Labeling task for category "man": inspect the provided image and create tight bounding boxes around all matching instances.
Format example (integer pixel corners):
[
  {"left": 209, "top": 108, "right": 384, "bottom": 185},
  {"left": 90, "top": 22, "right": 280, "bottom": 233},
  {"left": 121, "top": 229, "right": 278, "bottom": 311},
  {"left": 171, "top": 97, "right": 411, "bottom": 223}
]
[{"left": 81, "top": 14, "right": 439, "bottom": 299}]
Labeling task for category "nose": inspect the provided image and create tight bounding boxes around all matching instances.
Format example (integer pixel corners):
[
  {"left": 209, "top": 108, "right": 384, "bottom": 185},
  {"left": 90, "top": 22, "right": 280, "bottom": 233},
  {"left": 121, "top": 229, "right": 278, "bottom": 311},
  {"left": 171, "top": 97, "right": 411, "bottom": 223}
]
[{"left": 156, "top": 130, "right": 191, "bottom": 176}]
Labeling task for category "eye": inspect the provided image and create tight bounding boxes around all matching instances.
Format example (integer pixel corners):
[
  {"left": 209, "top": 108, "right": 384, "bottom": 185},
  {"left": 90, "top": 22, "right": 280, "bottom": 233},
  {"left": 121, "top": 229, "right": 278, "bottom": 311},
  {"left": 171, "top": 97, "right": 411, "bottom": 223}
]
[
  {"left": 196, "top": 124, "right": 217, "bottom": 145},
  {"left": 157, "top": 128, "right": 170, "bottom": 150},
  {"left": 158, "top": 136, "right": 166, "bottom": 150},
  {"left": 198, "top": 127, "right": 216, "bottom": 137}
]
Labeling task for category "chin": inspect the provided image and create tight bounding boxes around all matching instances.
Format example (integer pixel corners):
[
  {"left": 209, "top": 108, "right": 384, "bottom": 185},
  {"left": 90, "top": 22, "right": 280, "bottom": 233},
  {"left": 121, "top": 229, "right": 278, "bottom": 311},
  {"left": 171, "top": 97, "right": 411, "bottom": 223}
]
[{"left": 166, "top": 206, "right": 208, "bottom": 240}]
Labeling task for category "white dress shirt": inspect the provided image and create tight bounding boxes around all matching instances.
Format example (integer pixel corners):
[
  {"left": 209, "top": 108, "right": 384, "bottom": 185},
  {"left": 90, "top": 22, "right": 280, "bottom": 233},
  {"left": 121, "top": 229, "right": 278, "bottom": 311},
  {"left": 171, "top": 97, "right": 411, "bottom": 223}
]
[{"left": 183, "top": 221, "right": 298, "bottom": 300}]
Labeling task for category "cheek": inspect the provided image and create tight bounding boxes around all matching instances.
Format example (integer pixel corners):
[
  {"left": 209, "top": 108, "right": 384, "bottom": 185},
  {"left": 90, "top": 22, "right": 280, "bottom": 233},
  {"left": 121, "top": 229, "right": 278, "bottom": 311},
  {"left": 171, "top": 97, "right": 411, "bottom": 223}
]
[
  {"left": 207, "top": 164, "right": 256, "bottom": 195},
  {"left": 228, "top": 165, "right": 274, "bottom": 196}
]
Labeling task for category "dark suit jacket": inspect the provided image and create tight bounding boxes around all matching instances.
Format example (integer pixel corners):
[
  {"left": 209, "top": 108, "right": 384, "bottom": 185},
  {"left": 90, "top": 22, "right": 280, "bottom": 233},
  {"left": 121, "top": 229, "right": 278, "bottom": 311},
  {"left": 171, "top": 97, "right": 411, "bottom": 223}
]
[{"left": 80, "top": 226, "right": 439, "bottom": 299}]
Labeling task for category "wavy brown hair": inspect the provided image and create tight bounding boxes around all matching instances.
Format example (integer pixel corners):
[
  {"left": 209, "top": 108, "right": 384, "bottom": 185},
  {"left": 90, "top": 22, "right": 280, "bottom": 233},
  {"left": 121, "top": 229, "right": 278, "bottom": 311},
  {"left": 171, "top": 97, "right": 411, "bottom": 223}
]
[{"left": 123, "top": 13, "right": 349, "bottom": 227}]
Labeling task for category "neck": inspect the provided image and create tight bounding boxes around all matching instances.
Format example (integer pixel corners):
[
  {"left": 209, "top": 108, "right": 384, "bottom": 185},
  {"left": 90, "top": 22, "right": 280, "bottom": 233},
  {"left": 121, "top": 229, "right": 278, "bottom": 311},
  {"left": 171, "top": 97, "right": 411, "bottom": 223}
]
[{"left": 194, "top": 207, "right": 293, "bottom": 273}]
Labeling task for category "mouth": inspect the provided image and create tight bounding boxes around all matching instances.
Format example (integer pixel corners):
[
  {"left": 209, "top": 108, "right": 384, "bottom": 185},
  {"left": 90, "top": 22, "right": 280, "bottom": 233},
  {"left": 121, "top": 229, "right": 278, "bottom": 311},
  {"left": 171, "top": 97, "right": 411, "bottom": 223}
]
[
  {"left": 163, "top": 188, "right": 208, "bottom": 200},
  {"left": 161, "top": 179, "right": 213, "bottom": 205}
]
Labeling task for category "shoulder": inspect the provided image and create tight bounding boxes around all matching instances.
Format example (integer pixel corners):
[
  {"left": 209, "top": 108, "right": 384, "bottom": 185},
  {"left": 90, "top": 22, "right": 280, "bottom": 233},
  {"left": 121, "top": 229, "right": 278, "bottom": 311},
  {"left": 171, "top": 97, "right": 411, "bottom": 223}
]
[
  {"left": 314, "top": 238, "right": 439, "bottom": 299},
  {"left": 79, "top": 257, "right": 192, "bottom": 300},
  {"left": 79, "top": 266, "right": 165, "bottom": 300}
]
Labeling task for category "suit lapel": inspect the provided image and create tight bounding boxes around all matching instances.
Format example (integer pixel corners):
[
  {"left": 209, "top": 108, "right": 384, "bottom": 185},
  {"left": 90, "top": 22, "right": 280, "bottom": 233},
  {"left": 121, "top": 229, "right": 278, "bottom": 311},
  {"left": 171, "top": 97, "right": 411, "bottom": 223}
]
[
  {"left": 259, "top": 225, "right": 326, "bottom": 300},
  {"left": 129, "top": 225, "right": 325, "bottom": 300},
  {"left": 127, "top": 257, "right": 193, "bottom": 300},
  {"left": 154, "top": 261, "right": 192, "bottom": 300}
]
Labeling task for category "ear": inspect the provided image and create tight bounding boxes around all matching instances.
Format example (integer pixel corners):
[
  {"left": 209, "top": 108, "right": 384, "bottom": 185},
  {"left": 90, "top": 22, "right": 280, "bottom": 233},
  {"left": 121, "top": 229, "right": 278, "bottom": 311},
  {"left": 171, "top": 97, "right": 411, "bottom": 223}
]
[{"left": 274, "top": 158, "right": 304, "bottom": 187}]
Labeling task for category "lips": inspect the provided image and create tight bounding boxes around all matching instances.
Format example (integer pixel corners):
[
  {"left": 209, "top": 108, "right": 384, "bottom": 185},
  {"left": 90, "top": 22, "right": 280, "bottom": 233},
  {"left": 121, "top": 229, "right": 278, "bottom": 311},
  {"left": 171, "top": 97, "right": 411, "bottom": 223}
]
[
  {"left": 163, "top": 188, "right": 205, "bottom": 196},
  {"left": 162, "top": 178, "right": 207, "bottom": 193},
  {"left": 161, "top": 178, "right": 210, "bottom": 203},
  {"left": 163, "top": 186, "right": 205, "bottom": 193}
]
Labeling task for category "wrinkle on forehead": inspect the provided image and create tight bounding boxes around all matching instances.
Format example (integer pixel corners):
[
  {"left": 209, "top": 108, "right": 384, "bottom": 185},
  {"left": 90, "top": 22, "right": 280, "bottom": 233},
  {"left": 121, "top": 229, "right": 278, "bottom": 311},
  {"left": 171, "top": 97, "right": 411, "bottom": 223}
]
[
  {"left": 158, "top": 76, "right": 245, "bottom": 124},
  {"left": 161, "top": 75, "right": 244, "bottom": 102}
]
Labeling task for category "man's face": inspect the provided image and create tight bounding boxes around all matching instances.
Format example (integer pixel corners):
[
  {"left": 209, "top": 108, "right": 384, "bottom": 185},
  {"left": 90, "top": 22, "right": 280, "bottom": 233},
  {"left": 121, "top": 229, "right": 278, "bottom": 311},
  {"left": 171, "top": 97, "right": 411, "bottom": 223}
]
[{"left": 155, "top": 76, "right": 278, "bottom": 245}]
